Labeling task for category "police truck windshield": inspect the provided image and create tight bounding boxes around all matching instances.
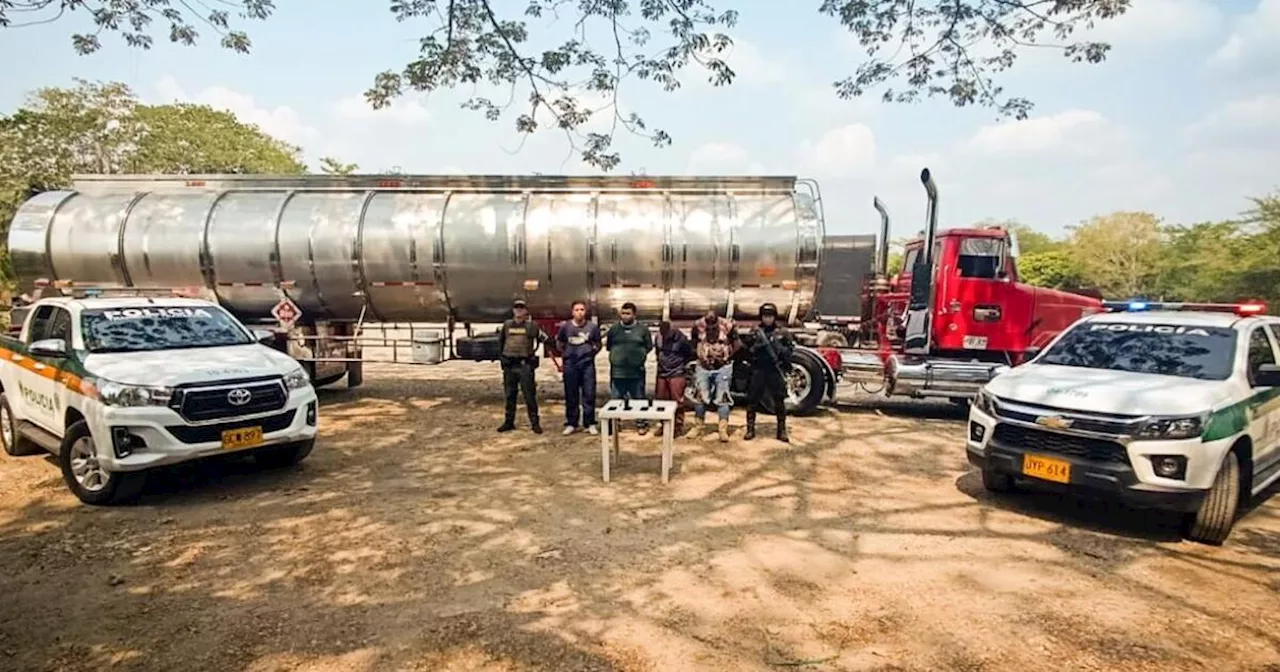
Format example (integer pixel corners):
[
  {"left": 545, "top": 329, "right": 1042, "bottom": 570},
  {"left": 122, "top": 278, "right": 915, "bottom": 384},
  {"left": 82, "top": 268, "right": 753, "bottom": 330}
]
[
  {"left": 81, "top": 306, "right": 252, "bottom": 353},
  {"left": 1039, "top": 322, "right": 1238, "bottom": 380}
]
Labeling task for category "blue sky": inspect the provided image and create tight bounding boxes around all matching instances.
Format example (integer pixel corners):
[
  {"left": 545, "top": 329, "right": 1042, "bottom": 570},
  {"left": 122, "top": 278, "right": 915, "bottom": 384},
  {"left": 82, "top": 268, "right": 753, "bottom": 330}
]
[{"left": 2, "top": 0, "right": 1277, "bottom": 238}]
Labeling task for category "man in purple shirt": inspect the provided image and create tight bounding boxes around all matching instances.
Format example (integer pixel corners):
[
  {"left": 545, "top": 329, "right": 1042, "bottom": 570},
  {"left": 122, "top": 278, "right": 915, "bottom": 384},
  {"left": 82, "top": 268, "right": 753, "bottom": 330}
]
[{"left": 556, "top": 301, "right": 603, "bottom": 435}]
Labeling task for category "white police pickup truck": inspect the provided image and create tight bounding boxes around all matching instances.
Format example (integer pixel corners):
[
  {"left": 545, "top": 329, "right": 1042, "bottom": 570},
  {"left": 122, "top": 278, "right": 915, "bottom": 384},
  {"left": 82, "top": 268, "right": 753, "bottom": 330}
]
[
  {"left": 967, "top": 301, "right": 1280, "bottom": 545},
  {"left": 1, "top": 289, "right": 319, "bottom": 505}
]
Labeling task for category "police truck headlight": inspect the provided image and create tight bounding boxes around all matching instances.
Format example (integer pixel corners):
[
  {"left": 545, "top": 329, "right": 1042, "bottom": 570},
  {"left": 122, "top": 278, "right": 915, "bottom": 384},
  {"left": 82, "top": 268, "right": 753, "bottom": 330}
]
[
  {"left": 283, "top": 368, "right": 311, "bottom": 391},
  {"left": 1135, "top": 414, "right": 1205, "bottom": 440},
  {"left": 95, "top": 381, "right": 173, "bottom": 407}
]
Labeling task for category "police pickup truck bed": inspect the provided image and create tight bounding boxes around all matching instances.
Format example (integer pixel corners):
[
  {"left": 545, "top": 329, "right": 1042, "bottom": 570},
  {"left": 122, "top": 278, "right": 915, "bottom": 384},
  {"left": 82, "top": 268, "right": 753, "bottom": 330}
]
[
  {"left": 966, "top": 301, "right": 1280, "bottom": 545},
  {"left": 1, "top": 294, "right": 319, "bottom": 504}
]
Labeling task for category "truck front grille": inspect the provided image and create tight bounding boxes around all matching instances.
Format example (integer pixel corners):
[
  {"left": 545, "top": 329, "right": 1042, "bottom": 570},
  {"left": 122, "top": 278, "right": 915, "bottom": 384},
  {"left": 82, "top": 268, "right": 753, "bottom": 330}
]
[
  {"left": 992, "top": 423, "right": 1129, "bottom": 465},
  {"left": 170, "top": 378, "right": 288, "bottom": 422},
  {"left": 166, "top": 409, "right": 297, "bottom": 444}
]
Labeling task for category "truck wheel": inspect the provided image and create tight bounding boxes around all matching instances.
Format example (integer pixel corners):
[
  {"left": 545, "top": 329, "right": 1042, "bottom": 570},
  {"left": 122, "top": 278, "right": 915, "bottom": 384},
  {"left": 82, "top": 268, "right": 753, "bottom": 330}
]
[
  {"left": 1182, "top": 449, "right": 1241, "bottom": 546},
  {"left": 58, "top": 420, "right": 145, "bottom": 506},
  {"left": 313, "top": 373, "right": 346, "bottom": 388},
  {"left": 255, "top": 439, "right": 315, "bottom": 469},
  {"left": 346, "top": 361, "right": 364, "bottom": 388},
  {"left": 1, "top": 393, "right": 39, "bottom": 457},
  {"left": 762, "top": 349, "right": 826, "bottom": 416},
  {"left": 981, "top": 468, "right": 1016, "bottom": 493}
]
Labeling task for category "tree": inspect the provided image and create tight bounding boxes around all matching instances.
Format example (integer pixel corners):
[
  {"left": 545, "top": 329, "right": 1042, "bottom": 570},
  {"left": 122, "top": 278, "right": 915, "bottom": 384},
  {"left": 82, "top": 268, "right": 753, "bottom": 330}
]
[
  {"left": 319, "top": 157, "right": 359, "bottom": 175},
  {"left": 1017, "top": 250, "right": 1083, "bottom": 289},
  {"left": 1067, "top": 211, "right": 1163, "bottom": 298},
  {"left": 4, "top": 1, "right": 1130, "bottom": 169},
  {"left": 132, "top": 104, "right": 305, "bottom": 174}
]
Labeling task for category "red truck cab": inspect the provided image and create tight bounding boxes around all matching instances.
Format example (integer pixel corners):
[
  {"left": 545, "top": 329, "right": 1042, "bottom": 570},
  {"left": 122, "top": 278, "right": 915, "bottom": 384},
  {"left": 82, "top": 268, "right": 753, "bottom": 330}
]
[{"left": 893, "top": 229, "right": 1102, "bottom": 364}]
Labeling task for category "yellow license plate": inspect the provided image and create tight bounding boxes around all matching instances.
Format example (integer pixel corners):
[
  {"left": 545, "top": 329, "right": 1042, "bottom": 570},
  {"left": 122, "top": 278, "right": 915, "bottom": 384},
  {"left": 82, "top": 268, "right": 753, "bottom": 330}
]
[
  {"left": 221, "top": 426, "right": 264, "bottom": 450},
  {"left": 1022, "top": 454, "right": 1071, "bottom": 483}
]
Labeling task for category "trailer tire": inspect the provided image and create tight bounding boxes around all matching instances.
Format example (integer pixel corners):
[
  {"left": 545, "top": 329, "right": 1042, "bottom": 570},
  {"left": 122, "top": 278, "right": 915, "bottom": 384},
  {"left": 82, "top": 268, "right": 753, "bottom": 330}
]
[
  {"left": 762, "top": 349, "right": 826, "bottom": 417},
  {"left": 346, "top": 361, "right": 364, "bottom": 388}
]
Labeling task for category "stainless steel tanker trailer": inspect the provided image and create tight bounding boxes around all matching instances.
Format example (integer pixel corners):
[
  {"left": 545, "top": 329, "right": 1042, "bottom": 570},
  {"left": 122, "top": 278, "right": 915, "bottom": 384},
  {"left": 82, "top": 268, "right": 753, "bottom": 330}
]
[{"left": 6, "top": 170, "right": 1028, "bottom": 415}]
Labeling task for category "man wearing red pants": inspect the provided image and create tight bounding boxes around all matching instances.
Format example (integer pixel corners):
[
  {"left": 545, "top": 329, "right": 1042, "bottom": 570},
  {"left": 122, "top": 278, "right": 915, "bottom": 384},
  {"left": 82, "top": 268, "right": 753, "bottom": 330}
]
[{"left": 654, "top": 321, "right": 694, "bottom": 437}]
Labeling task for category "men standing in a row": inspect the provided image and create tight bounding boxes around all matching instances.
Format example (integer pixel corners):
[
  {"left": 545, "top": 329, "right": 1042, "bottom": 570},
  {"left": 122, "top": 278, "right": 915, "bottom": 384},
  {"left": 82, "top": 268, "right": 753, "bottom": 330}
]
[
  {"left": 688, "top": 310, "right": 737, "bottom": 442},
  {"left": 654, "top": 321, "right": 694, "bottom": 437},
  {"left": 745, "top": 302, "right": 794, "bottom": 442},
  {"left": 496, "top": 299, "right": 545, "bottom": 434},
  {"left": 606, "top": 301, "right": 654, "bottom": 434},
  {"left": 556, "top": 300, "right": 602, "bottom": 435}
]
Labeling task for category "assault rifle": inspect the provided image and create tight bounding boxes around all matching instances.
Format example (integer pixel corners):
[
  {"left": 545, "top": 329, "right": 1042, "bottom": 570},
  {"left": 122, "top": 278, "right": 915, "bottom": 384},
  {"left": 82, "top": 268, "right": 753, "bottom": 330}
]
[{"left": 752, "top": 326, "right": 791, "bottom": 377}]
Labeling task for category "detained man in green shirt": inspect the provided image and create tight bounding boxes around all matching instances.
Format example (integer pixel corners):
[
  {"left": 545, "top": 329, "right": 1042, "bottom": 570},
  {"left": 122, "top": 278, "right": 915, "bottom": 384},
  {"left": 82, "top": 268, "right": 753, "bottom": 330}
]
[{"left": 605, "top": 301, "right": 654, "bottom": 434}]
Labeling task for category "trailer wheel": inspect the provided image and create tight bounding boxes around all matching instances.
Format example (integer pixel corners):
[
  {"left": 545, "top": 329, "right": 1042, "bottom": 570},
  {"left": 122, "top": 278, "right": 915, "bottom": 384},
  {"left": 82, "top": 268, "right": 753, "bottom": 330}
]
[
  {"left": 762, "top": 349, "right": 826, "bottom": 416},
  {"left": 313, "top": 373, "right": 346, "bottom": 388},
  {"left": 346, "top": 361, "right": 364, "bottom": 388}
]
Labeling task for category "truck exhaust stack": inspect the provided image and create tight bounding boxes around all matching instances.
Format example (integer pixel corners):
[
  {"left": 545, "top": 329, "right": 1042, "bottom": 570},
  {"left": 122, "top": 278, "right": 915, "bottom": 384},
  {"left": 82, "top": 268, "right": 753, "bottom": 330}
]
[
  {"left": 920, "top": 168, "right": 939, "bottom": 265},
  {"left": 872, "top": 197, "right": 890, "bottom": 279}
]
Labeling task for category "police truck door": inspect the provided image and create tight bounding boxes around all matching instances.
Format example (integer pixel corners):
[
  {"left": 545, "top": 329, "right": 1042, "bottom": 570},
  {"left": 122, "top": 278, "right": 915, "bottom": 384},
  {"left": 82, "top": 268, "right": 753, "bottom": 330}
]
[
  {"left": 1246, "top": 325, "right": 1280, "bottom": 484},
  {"left": 19, "top": 305, "right": 68, "bottom": 433}
]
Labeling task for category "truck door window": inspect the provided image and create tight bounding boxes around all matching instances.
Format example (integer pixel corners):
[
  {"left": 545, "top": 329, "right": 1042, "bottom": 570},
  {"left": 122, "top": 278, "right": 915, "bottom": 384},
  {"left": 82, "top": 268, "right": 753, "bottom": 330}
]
[
  {"left": 47, "top": 308, "right": 73, "bottom": 345},
  {"left": 957, "top": 237, "right": 1004, "bottom": 279},
  {"left": 26, "top": 306, "right": 55, "bottom": 344},
  {"left": 1247, "top": 327, "right": 1277, "bottom": 385}
]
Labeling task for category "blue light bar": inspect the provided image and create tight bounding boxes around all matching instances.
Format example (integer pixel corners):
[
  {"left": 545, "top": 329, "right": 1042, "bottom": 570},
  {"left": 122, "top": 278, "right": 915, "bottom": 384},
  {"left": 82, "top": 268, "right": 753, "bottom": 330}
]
[
  {"left": 1128, "top": 301, "right": 1147, "bottom": 311},
  {"left": 1101, "top": 300, "right": 1268, "bottom": 316}
]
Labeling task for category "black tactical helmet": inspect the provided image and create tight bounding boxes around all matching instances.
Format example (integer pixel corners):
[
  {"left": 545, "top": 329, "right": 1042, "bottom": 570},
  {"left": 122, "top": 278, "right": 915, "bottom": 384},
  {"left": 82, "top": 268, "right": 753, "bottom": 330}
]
[{"left": 758, "top": 302, "right": 778, "bottom": 317}]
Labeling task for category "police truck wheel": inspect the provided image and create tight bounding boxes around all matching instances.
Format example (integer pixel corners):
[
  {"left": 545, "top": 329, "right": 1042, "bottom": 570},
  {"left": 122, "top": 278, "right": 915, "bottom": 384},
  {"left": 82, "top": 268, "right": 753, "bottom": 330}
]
[
  {"left": 58, "top": 420, "right": 146, "bottom": 505},
  {"left": 1182, "top": 449, "right": 1241, "bottom": 546},
  {"left": 1, "top": 393, "right": 39, "bottom": 457},
  {"left": 762, "top": 349, "right": 826, "bottom": 416}
]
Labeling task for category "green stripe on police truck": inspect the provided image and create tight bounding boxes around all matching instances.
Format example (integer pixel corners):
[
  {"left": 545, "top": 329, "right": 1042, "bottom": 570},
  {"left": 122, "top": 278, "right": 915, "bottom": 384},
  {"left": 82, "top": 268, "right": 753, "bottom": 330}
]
[{"left": 1202, "top": 386, "right": 1280, "bottom": 442}]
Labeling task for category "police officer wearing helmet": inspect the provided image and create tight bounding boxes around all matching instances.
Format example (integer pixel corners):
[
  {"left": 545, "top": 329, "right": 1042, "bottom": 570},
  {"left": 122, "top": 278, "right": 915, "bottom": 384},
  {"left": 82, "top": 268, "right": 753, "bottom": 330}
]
[
  {"left": 745, "top": 302, "right": 795, "bottom": 442},
  {"left": 497, "top": 299, "right": 546, "bottom": 434}
]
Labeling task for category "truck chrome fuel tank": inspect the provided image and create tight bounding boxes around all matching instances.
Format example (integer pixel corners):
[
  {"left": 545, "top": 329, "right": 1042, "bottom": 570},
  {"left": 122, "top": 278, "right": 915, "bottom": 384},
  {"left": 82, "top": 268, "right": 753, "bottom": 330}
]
[{"left": 8, "top": 174, "right": 824, "bottom": 323}]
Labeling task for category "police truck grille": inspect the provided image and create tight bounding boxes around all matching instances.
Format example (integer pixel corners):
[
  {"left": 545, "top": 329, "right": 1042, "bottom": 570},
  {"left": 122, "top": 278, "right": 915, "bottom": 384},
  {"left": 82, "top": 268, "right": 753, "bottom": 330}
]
[
  {"left": 170, "top": 379, "right": 288, "bottom": 422},
  {"left": 992, "top": 424, "right": 1129, "bottom": 464}
]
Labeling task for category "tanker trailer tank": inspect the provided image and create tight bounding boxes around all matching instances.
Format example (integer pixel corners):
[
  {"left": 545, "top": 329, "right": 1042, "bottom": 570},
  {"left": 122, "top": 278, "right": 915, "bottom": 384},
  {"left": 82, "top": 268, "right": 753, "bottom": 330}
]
[{"left": 8, "top": 174, "right": 824, "bottom": 325}]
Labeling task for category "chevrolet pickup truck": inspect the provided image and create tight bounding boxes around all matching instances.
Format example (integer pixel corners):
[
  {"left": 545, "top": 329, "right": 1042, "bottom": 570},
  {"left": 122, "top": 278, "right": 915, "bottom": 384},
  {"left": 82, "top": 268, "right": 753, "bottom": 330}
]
[{"left": 1, "top": 294, "right": 319, "bottom": 504}]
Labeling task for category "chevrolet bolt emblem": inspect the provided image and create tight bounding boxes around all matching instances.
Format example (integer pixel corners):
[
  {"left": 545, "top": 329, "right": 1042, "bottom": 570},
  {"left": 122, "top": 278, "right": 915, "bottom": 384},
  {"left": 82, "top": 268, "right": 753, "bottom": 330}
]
[
  {"left": 1035, "top": 415, "right": 1073, "bottom": 430},
  {"left": 227, "top": 388, "right": 252, "bottom": 406}
]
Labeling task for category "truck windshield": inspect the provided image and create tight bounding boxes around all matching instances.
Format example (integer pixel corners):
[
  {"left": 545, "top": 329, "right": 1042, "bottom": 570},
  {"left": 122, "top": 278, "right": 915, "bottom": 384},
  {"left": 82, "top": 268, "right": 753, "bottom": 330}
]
[
  {"left": 1039, "top": 322, "right": 1237, "bottom": 380},
  {"left": 81, "top": 306, "right": 252, "bottom": 353}
]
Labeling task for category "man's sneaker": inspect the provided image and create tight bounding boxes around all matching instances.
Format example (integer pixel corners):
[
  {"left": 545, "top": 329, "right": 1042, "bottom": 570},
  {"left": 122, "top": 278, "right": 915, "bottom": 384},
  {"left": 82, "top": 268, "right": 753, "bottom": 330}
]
[
  {"left": 562, "top": 426, "right": 576, "bottom": 436},
  {"left": 532, "top": 424, "right": 544, "bottom": 435},
  {"left": 586, "top": 424, "right": 600, "bottom": 435}
]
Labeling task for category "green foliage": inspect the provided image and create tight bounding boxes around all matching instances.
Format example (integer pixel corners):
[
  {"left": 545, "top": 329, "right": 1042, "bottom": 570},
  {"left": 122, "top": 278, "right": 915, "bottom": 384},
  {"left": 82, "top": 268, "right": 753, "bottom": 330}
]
[
  {"left": 319, "top": 157, "right": 360, "bottom": 175},
  {"left": 131, "top": 104, "right": 305, "bottom": 174},
  {"left": 1017, "top": 250, "right": 1083, "bottom": 289},
  {"left": 3, "top": 1, "right": 1128, "bottom": 169},
  {"left": 1066, "top": 211, "right": 1163, "bottom": 298}
]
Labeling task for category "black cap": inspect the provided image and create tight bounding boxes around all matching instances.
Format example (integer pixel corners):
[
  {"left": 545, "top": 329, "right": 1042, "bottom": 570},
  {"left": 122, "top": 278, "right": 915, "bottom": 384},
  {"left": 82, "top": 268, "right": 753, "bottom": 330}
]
[
  {"left": 759, "top": 302, "right": 778, "bottom": 316},
  {"left": 512, "top": 299, "right": 527, "bottom": 308}
]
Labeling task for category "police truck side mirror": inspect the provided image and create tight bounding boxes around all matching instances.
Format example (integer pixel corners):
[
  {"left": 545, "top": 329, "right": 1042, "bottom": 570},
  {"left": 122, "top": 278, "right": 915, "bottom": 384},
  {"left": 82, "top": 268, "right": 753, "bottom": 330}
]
[
  {"left": 29, "top": 338, "right": 68, "bottom": 358},
  {"left": 251, "top": 328, "right": 275, "bottom": 345},
  {"left": 1255, "top": 363, "right": 1280, "bottom": 388}
]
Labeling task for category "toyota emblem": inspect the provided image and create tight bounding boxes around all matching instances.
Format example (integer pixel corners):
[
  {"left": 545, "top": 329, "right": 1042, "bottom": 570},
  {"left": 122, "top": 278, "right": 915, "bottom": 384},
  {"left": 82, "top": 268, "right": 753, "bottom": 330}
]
[{"left": 227, "top": 388, "right": 252, "bottom": 406}]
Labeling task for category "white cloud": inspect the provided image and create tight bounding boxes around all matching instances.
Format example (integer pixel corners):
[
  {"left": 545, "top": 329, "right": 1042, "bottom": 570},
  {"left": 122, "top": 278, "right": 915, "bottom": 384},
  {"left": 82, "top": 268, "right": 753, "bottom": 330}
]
[
  {"left": 154, "top": 75, "right": 321, "bottom": 149},
  {"left": 1182, "top": 94, "right": 1280, "bottom": 146},
  {"left": 334, "top": 94, "right": 430, "bottom": 125},
  {"left": 1209, "top": 0, "right": 1280, "bottom": 70},
  {"left": 1083, "top": 0, "right": 1223, "bottom": 48},
  {"left": 685, "top": 141, "right": 765, "bottom": 174},
  {"left": 965, "top": 109, "right": 1125, "bottom": 158},
  {"left": 798, "top": 123, "right": 876, "bottom": 176}
]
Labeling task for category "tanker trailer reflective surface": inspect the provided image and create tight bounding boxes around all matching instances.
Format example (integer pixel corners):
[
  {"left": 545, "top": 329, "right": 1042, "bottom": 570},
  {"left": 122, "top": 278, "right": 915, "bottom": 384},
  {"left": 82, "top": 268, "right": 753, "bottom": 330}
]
[{"left": 8, "top": 175, "right": 823, "bottom": 324}]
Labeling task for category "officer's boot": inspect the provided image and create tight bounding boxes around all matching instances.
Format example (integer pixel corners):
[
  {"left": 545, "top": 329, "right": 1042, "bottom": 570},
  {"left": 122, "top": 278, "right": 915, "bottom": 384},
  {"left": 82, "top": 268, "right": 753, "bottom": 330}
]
[
  {"left": 497, "top": 417, "right": 516, "bottom": 432},
  {"left": 744, "top": 410, "right": 757, "bottom": 440},
  {"left": 530, "top": 415, "right": 543, "bottom": 434},
  {"left": 776, "top": 416, "right": 789, "bottom": 443}
]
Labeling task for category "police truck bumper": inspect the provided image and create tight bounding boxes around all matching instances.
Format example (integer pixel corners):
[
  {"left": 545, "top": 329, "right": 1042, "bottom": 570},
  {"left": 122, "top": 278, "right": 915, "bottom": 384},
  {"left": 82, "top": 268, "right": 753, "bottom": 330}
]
[
  {"left": 965, "top": 406, "right": 1208, "bottom": 514},
  {"left": 90, "top": 387, "right": 319, "bottom": 472}
]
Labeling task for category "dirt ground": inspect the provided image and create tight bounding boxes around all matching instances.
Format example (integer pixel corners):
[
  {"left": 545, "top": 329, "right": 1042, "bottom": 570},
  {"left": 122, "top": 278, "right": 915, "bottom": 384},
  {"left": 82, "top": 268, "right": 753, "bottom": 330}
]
[{"left": 1, "top": 362, "right": 1278, "bottom": 672}]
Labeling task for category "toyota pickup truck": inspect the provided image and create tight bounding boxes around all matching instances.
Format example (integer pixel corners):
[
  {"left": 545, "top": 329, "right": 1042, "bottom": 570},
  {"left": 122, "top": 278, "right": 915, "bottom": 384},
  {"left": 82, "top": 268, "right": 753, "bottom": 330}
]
[{"left": 1, "top": 292, "right": 319, "bottom": 504}]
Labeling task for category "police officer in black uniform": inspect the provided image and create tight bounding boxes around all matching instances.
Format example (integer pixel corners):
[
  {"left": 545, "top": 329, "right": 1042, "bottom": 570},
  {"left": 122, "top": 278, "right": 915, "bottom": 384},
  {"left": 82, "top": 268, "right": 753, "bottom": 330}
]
[
  {"left": 497, "top": 299, "right": 545, "bottom": 434},
  {"left": 745, "top": 302, "right": 794, "bottom": 442}
]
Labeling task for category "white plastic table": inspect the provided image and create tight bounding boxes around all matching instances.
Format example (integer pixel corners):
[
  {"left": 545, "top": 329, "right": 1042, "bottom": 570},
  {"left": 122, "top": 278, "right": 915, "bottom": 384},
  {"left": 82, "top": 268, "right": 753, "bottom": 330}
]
[{"left": 598, "top": 399, "right": 678, "bottom": 483}]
